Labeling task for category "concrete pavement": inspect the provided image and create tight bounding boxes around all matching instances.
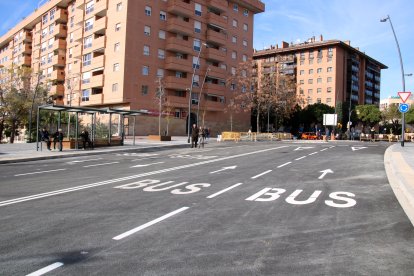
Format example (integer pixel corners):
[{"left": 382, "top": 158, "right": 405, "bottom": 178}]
[{"left": 1, "top": 137, "right": 414, "bottom": 226}]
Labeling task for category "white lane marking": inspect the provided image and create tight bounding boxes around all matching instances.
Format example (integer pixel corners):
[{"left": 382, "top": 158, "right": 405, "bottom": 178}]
[
  {"left": 251, "top": 170, "right": 272, "bottom": 179},
  {"left": 277, "top": 162, "right": 292, "bottom": 168},
  {"left": 0, "top": 146, "right": 289, "bottom": 207},
  {"left": 210, "top": 166, "right": 237, "bottom": 174},
  {"left": 131, "top": 162, "right": 164, "bottom": 168},
  {"left": 112, "top": 207, "right": 189, "bottom": 240},
  {"left": 351, "top": 146, "right": 367, "bottom": 151},
  {"left": 320, "top": 148, "right": 328, "bottom": 152},
  {"left": 308, "top": 152, "right": 318, "bottom": 155},
  {"left": 15, "top": 169, "right": 66, "bottom": 177},
  {"left": 329, "top": 146, "right": 335, "bottom": 149},
  {"left": 295, "top": 156, "right": 307, "bottom": 161},
  {"left": 83, "top": 162, "right": 119, "bottom": 168},
  {"left": 294, "top": 147, "right": 314, "bottom": 151},
  {"left": 26, "top": 262, "right": 64, "bottom": 276},
  {"left": 66, "top": 158, "right": 102, "bottom": 164},
  {"left": 206, "top": 183, "right": 243, "bottom": 199}
]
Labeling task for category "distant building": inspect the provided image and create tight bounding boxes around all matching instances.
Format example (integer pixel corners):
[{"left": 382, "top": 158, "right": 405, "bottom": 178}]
[
  {"left": 253, "top": 35, "right": 388, "bottom": 109},
  {"left": 380, "top": 95, "right": 414, "bottom": 110}
]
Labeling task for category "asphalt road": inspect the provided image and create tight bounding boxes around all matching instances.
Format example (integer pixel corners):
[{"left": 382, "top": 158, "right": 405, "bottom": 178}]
[{"left": 0, "top": 141, "right": 413, "bottom": 275}]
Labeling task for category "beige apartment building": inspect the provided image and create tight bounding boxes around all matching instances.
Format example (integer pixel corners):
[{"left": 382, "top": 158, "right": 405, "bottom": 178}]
[
  {"left": 380, "top": 95, "right": 414, "bottom": 110},
  {"left": 0, "top": 0, "right": 265, "bottom": 135},
  {"left": 253, "top": 36, "right": 387, "bottom": 109}
]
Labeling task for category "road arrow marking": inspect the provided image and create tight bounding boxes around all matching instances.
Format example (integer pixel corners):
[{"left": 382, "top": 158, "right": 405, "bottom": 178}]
[
  {"left": 131, "top": 162, "right": 164, "bottom": 168},
  {"left": 351, "top": 147, "right": 367, "bottom": 151},
  {"left": 210, "top": 166, "right": 237, "bottom": 174},
  {"left": 318, "top": 169, "right": 334, "bottom": 179}
]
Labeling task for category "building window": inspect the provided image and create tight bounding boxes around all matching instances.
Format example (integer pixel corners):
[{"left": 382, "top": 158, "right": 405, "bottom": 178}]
[
  {"left": 114, "top": 42, "right": 120, "bottom": 52},
  {"left": 299, "top": 88, "right": 304, "bottom": 94},
  {"left": 243, "top": 9, "right": 249, "bottom": 16},
  {"left": 232, "top": 36, "right": 237, "bottom": 43},
  {"left": 42, "top": 14, "right": 48, "bottom": 25},
  {"left": 174, "top": 109, "right": 181, "bottom": 118},
  {"left": 231, "top": 67, "right": 236, "bottom": 75},
  {"left": 160, "top": 11, "right": 167, "bottom": 21},
  {"left": 299, "top": 70, "right": 304, "bottom": 75},
  {"left": 309, "top": 58, "right": 314, "bottom": 65},
  {"left": 68, "top": 47, "right": 73, "bottom": 58},
  {"left": 112, "top": 83, "right": 118, "bottom": 92},
  {"left": 142, "top": 65, "right": 149, "bottom": 76},
  {"left": 144, "top": 26, "right": 151, "bottom": 36},
  {"left": 158, "top": 49, "right": 165, "bottom": 59},
  {"left": 85, "top": 18, "right": 94, "bottom": 32},
  {"left": 145, "top": 6, "right": 151, "bottom": 16},
  {"left": 82, "top": 89, "right": 90, "bottom": 102},
  {"left": 317, "top": 78, "right": 322, "bottom": 83},
  {"left": 193, "top": 39, "right": 201, "bottom": 51},
  {"left": 317, "top": 88, "right": 322, "bottom": 93},
  {"left": 86, "top": 1, "right": 94, "bottom": 14},
  {"left": 327, "top": 87, "right": 332, "bottom": 93},
  {"left": 159, "top": 30, "right": 166, "bottom": 39},
  {"left": 243, "top": 23, "right": 248, "bottom": 31},
  {"left": 309, "top": 69, "right": 314, "bottom": 74},
  {"left": 84, "top": 35, "right": 92, "bottom": 49},
  {"left": 242, "top": 54, "right": 247, "bottom": 62},
  {"left": 317, "top": 58, "right": 322, "bottom": 63},
  {"left": 141, "top": 85, "right": 148, "bottom": 95},
  {"left": 232, "top": 51, "right": 237, "bottom": 59},
  {"left": 327, "top": 67, "right": 332, "bottom": 72},
  {"left": 193, "top": 56, "right": 200, "bottom": 69},
  {"left": 82, "top": 72, "right": 91, "bottom": 84},
  {"left": 116, "top": 2, "right": 122, "bottom": 11},
  {"left": 308, "top": 89, "right": 313, "bottom": 94},
  {"left": 195, "top": 3, "right": 202, "bottom": 16},
  {"left": 317, "top": 68, "right": 322, "bottom": 73},
  {"left": 49, "top": 25, "right": 54, "bottom": 35},
  {"left": 233, "top": 3, "right": 238, "bottom": 11},
  {"left": 327, "top": 98, "right": 332, "bottom": 104},
  {"left": 194, "top": 21, "right": 201, "bottom": 33},
  {"left": 308, "top": 79, "right": 313, "bottom": 84},
  {"left": 232, "top": 19, "right": 238, "bottom": 27},
  {"left": 83, "top": 53, "right": 91, "bottom": 66},
  {"left": 157, "top": 68, "right": 164, "bottom": 77},
  {"left": 317, "top": 98, "right": 321, "bottom": 103},
  {"left": 299, "top": 80, "right": 304, "bottom": 85},
  {"left": 115, "top": 23, "right": 121, "bottom": 32},
  {"left": 243, "top": 40, "right": 247, "bottom": 47},
  {"left": 143, "top": 45, "right": 150, "bottom": 56},
  {"left": 300, "top": 60, "right": 304, "bottom": 65},
  {"left": 327, "top": 77, "right": 332, "bottom": 82},
  {"left": 113, "top": 63, "right": 120, "bottom": 72}
]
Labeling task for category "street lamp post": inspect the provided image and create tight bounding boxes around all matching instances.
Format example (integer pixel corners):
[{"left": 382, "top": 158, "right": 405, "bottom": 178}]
[
  {"left": 196, "top": 67, "right": 210, "bottom": 127},
  {"left": 28, "top": 74, "right": 42, "bottom": 143},
  {"left": 187, "top": 42, "right": 207, "bottom": 143},
  {"left": 381, "top": 15, "right": 407, "bottom": 147},
  {"left": 347, "top": 80, "right": 354, "bottom": 140}
]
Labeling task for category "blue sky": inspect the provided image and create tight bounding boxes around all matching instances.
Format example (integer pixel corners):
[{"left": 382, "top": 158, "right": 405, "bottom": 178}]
[{"left": 0, "top": 0, "right": 412, "bottom": 99}]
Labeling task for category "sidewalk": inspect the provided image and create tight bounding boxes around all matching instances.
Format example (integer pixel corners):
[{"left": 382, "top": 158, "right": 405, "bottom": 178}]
[
  {"left": 0, "top": 136, "right": 190, "bottom": 164},
  {"left": 384, "top": 143, "right": 414, "bottom": 227}
]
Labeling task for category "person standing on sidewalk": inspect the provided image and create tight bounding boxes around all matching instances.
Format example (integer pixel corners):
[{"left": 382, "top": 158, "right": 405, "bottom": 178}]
[
  {"left": 53, "top": 129, "right": 64, "bottom": 151},
  {"left": 198, "top": 126, "right": 205, "bottom": 148},
  {"left": 80, "top": 129, "right": 92, "bottom": 150},
  {"left": 40, "top": 128, "right": 51, "bottom": 150},
  {"left": 191, "top": 124, "right": 199, "bottom": 148}
]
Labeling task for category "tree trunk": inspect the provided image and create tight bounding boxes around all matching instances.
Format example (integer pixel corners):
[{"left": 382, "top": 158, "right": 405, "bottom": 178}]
[
  {"left": 10, "top": 120, "right": 17, "bottom": 144},
  {"left": 256, "top": 109, "right": 260, "bottom": 134},
  {"left": 230, "top": 113, "right": 233, "bottom": 132},
  {"left": 0, "top": 120, "right": 4, "bottom": 142}
]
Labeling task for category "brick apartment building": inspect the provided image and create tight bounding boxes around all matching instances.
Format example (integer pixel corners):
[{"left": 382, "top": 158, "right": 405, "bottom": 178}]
[
  {"left": 0, "top": 0, "right": 265, "bottom": 135},
  {"left": 253, "top": 36, "right": 387, "bottom": 110}
]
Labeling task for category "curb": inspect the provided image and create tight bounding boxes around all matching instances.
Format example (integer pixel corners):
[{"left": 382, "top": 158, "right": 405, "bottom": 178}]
[
  {"left": 384, "top": 144, "right": 414, "bottom": 227},
  {"left": 0, "top": 144, "right": 190, "bottom": 164}
]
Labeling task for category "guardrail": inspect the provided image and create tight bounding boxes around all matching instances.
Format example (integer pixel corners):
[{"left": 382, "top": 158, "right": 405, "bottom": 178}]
[{"left": 217, "top": 132, "right": 292, "bottom": 142}]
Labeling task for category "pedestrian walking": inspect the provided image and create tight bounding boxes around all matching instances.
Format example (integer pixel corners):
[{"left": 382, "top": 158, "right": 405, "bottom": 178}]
[
  {"left": 370, "top": 127, "right": 375, "bottom": 142},
  {"left": 191, "top": 124, "right": 199, "bottom": 148},
  {"left": 40, "top": 127, "right": 51, "bottom": 150},
  {"left": 53, "top": 129, "right": 64, "bottom": 151},
  {"left": 198, "top": 126, "right": 205, "bottom": 148},
  {"left": 80, "top": 129, "right": 93, "bottom": 149}
]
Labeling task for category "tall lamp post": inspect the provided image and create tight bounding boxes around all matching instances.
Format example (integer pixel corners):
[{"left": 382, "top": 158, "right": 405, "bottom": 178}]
[
  {"left": 347, "top": 80, "right": 354, "bottom": 140},
  {"left": 381, "top": 15, "right": 407, "bottom": 147},
  {"left": 187, "top": 42, "right": 207, "bottom": 143},
  {"left": 196, "top": 67, "right": 210, "bottom": 127}
]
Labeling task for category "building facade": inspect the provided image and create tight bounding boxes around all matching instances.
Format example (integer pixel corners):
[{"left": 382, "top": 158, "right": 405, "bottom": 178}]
[
  {"left": 380, "top": 95, "right": 414, "bottom": 111},
  {"left": 0, "top": 0, "right": 265, "bottom": 135},
  {"left": 253, "top": 36, "right": 387, "bottom": 109}
]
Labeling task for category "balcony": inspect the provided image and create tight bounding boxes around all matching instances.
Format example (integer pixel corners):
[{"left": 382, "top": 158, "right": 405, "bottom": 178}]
[
  {"left": 22, "top": 55, "right": 32, "bottom": 66},
  {"left": 166, "top": 37, "right": 193, "bottom": 54},
  {"left": 206, "top": 12, "right": 227, "bottom": 29},
  {"left": 49, "top": 84, "right": 64, "bottom": 95},
  {"left": 91, "top": 36, "right": 105, "bottom": 53},
  {"left": 206, "top": 66, "right": 226, "bottom": 79},
  {"left": 22, "top": 44, "right": 32, "bottom": 54},
  {"left": 206, "top": 0, "right": 227, "bottom": 12},
  {"left": 93, "top": 16, "right": 107, "bottom": 35},
  {"left": 91, "top": 55, "right": 104, "bottom": 69},
  {"left": 89, "top": 93, "right": 103, "bottom": 105},
  {"left": 23, "top": 32, "right": 32, "bottom": 43},
  {"left": 165, "top": 76, "right": 191, "bottom": 91},
  {"left": 76, "top": 0, "right": 85, "bottom": 9},
  {"left": 53, "top": 24, "right": 68, "bottom": 38},
  {"left": 54, "top": 9, "right": 68, "bottom": 24},
  {"left": 53, "top": 39, "right": 67, "bottom": 50},
  {"left": 90, "top": 74, "right": 104, "bottom": 88},
  {"left": 204, "top": 47, "right": 225, "bottom": 62},
  {"left": 52, "top": 54, "right": 66, "bottom": 68},
  {"left": 50, "top": 69, "right": 65, "bottom": 81},
  {"left": 94, "top": 0, "right": 108, "bottom": 17},
  {"left": 236, "top": 0, "right": 266, "bottom": 13},
  {"left": 167, "top": 0, "right": 193, "bottom": 17},
  {"left": 165, "top": 57, "right": 192, "bottom": 73},
  {"left": 206, "top": 29, "right": 226, "bottom": 46},
  {"left": 204, "top": 83, "right": 226, "bottom": 94},
  {"left": 73, "top": 27, "right": 83, "bottom": 42},
  {"left": 166, "top": 17, "right": 193, "bottom": 36}
]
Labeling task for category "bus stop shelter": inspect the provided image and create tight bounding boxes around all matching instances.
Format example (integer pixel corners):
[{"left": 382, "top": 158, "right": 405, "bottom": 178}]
[{"left": 36, "top": 104, "right": 149, "bottom": 151}]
